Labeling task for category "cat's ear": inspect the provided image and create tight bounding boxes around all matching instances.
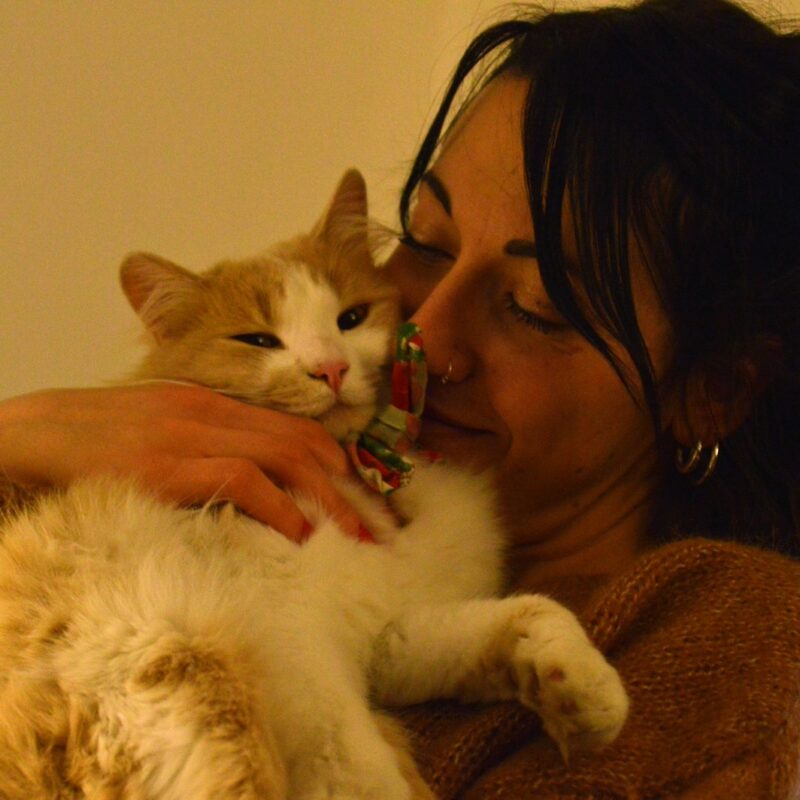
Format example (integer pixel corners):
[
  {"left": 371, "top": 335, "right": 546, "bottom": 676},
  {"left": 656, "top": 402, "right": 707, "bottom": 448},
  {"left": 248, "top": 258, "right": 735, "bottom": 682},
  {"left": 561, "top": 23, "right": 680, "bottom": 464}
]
[
  {"left": 312, "top": 168, "right": 369, "bottom": 250},
  {"left": 120, "top": 252, "right": 200, "bottom": 341}
]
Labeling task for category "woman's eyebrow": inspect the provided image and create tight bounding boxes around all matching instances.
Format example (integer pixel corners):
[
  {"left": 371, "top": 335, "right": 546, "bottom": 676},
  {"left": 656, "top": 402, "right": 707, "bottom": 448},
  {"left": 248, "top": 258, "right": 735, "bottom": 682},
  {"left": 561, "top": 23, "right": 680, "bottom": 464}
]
[
  {"left": 420, "top": 171, "right": 452, "bottom": 216},
  {"left": 505, "top": 239, "right": 538, "bottom": 258},
  {"left": 419, "top": 174, "right": 538, "bottom": 261}
]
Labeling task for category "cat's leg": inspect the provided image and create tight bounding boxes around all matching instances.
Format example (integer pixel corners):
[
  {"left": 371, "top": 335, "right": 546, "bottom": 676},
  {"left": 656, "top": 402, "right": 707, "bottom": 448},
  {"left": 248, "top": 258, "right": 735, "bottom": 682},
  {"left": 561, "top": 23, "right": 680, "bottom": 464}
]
[
  {"left": 0, "top": 625, "right": 285, "bottom": 799},
  {"left": 0, "top": 671, "right": 76, "bottom": 799},
  {"left": 59, "top": 625, "right": 287, "bottom": 799},
  {"left": 373, "top": 712, "right": 436, "bottom": 800},
  {"left": 259, "top": 648, "right": 430, "bottom": 800},
  {"left": 370, "top": 595, "right": 629, "bottom": 760}
]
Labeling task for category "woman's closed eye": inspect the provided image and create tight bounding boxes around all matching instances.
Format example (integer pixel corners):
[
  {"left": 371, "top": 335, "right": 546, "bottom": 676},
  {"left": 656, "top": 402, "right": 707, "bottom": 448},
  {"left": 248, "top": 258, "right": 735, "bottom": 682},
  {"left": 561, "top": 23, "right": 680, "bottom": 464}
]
[
  {"left": 504, "top": 293, "right": 570, "bottom": 335},
  {"left": 398, "top": 232, "right": 454, "bottom": 266}
]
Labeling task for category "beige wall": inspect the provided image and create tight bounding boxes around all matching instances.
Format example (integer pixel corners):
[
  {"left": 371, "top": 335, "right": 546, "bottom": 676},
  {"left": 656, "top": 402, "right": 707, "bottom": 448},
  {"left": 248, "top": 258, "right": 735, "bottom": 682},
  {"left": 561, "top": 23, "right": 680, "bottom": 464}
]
[{"left": 2, "top": 0, "right": 799, "bottom": 398}]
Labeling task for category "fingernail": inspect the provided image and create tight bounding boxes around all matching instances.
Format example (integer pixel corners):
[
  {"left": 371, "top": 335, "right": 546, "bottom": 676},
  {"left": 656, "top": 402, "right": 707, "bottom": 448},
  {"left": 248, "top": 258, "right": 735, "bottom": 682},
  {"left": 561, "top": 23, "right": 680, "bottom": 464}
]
[
  {"left": 357, "top": 523, "right": 377, "bottom": 544},
  {"left": 299, "top": 519, "right": 313, "bottom": 543}
]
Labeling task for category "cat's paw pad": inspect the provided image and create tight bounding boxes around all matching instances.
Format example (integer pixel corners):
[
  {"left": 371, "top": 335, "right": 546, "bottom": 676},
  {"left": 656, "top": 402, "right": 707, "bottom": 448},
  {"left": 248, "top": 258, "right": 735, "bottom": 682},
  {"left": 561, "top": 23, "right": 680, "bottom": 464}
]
[{"left": 514, "top": 635, "right": 629, "bottom": 761}]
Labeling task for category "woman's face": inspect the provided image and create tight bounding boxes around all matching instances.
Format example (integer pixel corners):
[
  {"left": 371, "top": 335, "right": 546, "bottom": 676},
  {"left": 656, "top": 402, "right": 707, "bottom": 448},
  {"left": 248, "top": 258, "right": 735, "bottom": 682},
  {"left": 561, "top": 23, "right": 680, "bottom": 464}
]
[{"left": 385, "top": 76, "right": 675, "bottom": 540}]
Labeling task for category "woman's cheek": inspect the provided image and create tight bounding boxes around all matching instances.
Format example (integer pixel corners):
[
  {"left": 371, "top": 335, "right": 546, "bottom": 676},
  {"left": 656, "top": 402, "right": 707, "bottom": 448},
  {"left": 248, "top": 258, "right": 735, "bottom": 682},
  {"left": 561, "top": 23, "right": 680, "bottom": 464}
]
[{"left": 384, "top": 248, "right": 436, "bottom": 317}]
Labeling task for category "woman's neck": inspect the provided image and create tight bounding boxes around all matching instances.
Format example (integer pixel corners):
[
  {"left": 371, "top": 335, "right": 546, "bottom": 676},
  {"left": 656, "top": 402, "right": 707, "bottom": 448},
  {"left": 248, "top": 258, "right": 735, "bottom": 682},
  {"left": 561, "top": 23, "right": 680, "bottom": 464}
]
[{"left": 503, "top": 479, "right": 660, "bottom": 592}]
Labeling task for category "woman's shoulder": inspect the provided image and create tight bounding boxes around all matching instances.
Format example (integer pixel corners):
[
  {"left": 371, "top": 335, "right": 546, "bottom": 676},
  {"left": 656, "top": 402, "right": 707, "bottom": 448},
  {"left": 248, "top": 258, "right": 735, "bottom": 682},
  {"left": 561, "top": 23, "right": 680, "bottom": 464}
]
[
  {"left": 578, "top": 536, "right": 800, "bottom": 797},
  {"left": 585, "top": 535, "right": 800, "bottom": 644},
  {"left": 401, "top": 538, "right": 800, "bottom": 799},
  {"left": 581, "top": 535, "right": 800, "bottom": 674}
]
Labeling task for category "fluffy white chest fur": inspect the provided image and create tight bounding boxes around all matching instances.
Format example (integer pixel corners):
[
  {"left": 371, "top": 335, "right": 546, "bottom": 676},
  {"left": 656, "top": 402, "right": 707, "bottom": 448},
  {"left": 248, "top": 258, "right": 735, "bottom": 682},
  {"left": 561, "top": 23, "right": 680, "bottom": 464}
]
[
  {"left": 0, "top": 460, "right": 502, "bottom": 798},
  {"left": 0, "top": 171, "right": 628, "bottom": 799}
]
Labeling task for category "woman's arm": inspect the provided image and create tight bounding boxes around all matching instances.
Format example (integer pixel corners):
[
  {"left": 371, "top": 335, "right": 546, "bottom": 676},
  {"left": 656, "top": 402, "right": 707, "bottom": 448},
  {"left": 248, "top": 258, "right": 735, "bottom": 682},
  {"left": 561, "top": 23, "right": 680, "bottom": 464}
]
[{"left": 0, "top": 382, "right": 363, "bottom": 540}]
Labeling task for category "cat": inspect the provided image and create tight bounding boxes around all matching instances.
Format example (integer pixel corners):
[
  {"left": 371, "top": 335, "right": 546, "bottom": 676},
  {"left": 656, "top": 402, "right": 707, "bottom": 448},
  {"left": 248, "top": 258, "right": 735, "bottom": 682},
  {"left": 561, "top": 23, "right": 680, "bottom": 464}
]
[{"left": 0, "top": 170, "right": 628, "bottom": 799}]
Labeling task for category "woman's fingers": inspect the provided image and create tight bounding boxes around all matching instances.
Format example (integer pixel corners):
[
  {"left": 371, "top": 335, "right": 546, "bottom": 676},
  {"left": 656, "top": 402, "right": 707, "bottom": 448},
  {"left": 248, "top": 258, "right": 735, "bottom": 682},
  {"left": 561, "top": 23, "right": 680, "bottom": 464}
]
[
  {"left": 131, "top": 383, "right": 352, "bottom": 478},
  {"left": 0, "top": 384, "right": 366, "bottom": 541},
  {"left": 150, "top": 458, "right": 308, "bottom": 541},
  {"left": 150, "top": 457, "right": 364, "bottom": 542}
]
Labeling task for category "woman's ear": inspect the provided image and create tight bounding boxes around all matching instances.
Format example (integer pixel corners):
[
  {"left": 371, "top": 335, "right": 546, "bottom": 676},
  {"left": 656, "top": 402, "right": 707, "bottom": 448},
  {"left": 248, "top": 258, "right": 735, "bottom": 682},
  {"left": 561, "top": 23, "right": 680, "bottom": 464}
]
[{"left": 665, "top": 337, "right": 783, "bottom": 446}]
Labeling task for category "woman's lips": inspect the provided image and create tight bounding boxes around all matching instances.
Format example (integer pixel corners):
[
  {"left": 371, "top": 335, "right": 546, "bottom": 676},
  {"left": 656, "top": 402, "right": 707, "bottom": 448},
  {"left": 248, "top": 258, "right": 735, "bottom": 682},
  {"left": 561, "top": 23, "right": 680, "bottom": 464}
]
[
  {"left": 420, "top": 404, "right": 497, "bottom": 467},
  {"left": 422, "top": 404, "right": 487, "bottom": 435}
]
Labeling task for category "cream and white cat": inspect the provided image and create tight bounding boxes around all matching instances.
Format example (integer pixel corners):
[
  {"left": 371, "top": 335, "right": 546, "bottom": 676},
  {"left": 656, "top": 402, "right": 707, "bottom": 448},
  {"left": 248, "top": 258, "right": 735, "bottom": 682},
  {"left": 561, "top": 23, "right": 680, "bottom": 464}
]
[{"left": 0, "top": 170, "right": 628, "bottom": 799}]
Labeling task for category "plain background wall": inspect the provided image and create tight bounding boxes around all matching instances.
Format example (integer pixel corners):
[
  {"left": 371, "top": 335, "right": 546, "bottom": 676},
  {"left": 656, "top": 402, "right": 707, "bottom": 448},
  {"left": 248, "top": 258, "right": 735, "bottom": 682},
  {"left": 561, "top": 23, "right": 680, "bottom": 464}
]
[{"left": 2, "top": 0, "right": 799, "bottom": 399}]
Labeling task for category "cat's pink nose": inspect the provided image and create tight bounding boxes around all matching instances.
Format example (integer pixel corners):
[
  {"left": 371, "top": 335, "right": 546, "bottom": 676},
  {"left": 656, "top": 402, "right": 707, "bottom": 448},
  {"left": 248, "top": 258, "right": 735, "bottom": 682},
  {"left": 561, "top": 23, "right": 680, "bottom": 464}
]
[{"left": 310, "top": 360, "right": 349, "bottom": 394}]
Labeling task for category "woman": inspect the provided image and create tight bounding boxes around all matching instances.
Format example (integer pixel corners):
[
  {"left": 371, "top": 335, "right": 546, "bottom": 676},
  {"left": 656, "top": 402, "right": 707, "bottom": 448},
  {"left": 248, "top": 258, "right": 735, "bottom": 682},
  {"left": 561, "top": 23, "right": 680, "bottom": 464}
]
[{"left": 2, "top": 0, "right": 799, "bottom": 796}]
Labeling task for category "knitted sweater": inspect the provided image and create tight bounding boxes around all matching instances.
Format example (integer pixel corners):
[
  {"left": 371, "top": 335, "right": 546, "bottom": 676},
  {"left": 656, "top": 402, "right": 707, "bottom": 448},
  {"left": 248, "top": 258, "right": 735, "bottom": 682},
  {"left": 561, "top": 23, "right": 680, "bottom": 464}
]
[{"left": 398, "top": 538, "right": 800, "bottom": 799}]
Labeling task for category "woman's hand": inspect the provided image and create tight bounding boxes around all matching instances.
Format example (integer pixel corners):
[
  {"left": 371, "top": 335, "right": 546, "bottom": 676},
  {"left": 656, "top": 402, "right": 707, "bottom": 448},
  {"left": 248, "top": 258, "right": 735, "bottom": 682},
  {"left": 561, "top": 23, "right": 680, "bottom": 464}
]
[{"left": 0, "top": 382, "right": 362, "bottom": 542}]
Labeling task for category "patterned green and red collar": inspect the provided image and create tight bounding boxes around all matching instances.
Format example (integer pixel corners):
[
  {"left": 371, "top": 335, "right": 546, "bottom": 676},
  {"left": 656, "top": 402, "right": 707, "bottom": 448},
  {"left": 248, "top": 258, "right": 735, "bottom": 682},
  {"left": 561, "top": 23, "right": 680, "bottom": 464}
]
[{"left": 347, "top": 322, "right": 439, "bottom": 496}]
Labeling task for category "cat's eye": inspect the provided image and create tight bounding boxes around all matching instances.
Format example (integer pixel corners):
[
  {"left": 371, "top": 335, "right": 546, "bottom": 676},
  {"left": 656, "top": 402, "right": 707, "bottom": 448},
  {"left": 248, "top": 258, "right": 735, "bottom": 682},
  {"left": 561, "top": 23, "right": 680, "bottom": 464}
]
[
  {"left": 230, "top": 332, "right": 284, "bottom": 349},
  {"left": 337, "top": 304, "right": 369, "bottom": 331}
]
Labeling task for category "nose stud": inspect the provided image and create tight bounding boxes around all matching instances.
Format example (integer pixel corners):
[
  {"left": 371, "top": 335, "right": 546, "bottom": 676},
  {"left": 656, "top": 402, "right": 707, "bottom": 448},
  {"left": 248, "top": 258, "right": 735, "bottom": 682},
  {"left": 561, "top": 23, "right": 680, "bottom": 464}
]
[{"left": 440, "top": 360, "right": 454, "bottom": 385}]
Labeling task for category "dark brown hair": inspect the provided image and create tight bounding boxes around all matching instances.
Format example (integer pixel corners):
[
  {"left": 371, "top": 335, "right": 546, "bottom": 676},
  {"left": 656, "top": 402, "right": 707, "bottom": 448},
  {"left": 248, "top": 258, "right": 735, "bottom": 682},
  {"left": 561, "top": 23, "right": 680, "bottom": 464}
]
[{"left": 401, "top": 0, "right": 800, "bottom": 555}]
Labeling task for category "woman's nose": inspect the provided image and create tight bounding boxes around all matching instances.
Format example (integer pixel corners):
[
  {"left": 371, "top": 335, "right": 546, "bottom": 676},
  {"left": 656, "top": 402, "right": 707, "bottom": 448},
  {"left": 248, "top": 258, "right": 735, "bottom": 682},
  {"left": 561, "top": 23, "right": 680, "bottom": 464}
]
[{"left": 409, "top": 271, "right": 471, "bottom": 381}]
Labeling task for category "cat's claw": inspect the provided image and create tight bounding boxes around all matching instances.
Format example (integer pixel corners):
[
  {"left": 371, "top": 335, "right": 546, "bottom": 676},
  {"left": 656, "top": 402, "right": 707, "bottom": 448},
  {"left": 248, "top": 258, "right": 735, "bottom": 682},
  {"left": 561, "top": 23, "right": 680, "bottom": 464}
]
[{"left": 513, "top": 630, "right": 629, "bottom": 761}]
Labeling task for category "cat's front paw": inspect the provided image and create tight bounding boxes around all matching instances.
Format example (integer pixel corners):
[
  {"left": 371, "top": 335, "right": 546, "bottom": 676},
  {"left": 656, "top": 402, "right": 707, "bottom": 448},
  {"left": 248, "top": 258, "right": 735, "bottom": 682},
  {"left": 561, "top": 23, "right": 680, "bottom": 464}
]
[{"left": 513, "top": 612, "right": 629, "bottom": 761}]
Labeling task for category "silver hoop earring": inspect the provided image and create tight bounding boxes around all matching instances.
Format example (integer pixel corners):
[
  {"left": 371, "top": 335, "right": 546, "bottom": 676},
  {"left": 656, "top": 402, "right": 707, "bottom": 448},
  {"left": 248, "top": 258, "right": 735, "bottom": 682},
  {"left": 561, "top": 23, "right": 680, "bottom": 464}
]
[
  {"left": 440, "top": 360, "right": 454, "bottom": 385},
  {"left": 675, "top": 440, "right": 720, "bottom": 486}
]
